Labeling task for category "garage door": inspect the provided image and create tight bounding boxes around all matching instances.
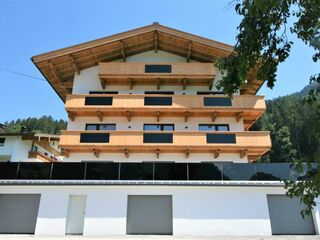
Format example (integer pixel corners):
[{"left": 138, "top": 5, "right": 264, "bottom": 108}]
[
  {"left": 267, "top": 195, "right": 315, "bottom": 235},
  {"left": 0, "top": 194, "right": 41, "bottom": 233},
  {"left": 127, "top": 195, "right": 173, "bottom": 235}
]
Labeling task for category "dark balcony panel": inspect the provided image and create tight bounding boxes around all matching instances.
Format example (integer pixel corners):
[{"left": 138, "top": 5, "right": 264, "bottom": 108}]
[
  {"left": 154, "top": 163, "right": 188, "bottom": 180},
  {"left": 80, "top": 133, "right": 109, "bottom": 143},
  {"left": 222, "top": 163, "right": 257, "bottom": 181},
  {"left": 145, "top": 64, "right": 172, "bottom": 73},
  {"left": 85, "top": 163, "right": 119, "bottom": 180},
  {"left": 84, "top": 96, "right": 113, "bottom": 105},
  {"left": 144, "top": 97, "right": 172, "bottom": 106},
  {"left": 51, "top": 163, "right": 85, "bottom": 180},
  {"left": 206, "top": 134, "right": 236, "bottom": 144},
  {"left": 294, "top": 163, "right": 319, "bottom": 181},
  {"left": 254, "top": 163, "right": 294, "bottom": 181},
  {"left": 120, "top": 163, "right": 153, "bottom": 180},
  {"left": 17, "top": 163, "right": 51, "bottom": 180},
  {"left": 143, "top": 133, "right": 173, "bottom": 143},
  {"left": 204, "top": 97, "right": 232, "bottom": 106},
  {"left": 0, "top": 162, "right": 18, "bottom": 179},
  {"left": 188, "top": 163, "right": 222, "bottom": 180}
]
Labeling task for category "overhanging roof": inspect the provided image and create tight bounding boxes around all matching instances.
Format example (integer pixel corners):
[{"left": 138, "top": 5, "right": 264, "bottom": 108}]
[{"left": 31, "top": 22, "right": 263, "bottom": 101}]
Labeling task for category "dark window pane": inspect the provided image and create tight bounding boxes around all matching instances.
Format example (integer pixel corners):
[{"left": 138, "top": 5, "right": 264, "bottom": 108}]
[
  {"left": 217, "top": 125, "right": 229, "bottom": 131},
  {"left": 145, "top": 91, "right": 174, "bottom": 95},
  {"left": 144, "top": 124, "right": 174, "bottom": 131},
  {"left": 254, "top": 163, "right": 294, "bottom": 181},
  {"left": 0, "top": 162, "right": 18, "bottom": 179},
  {"left": 85, "top": 163, "right": 119, "bottom": 180},
  {"left": 145, "top": 65, "right": 172, "bottom": 73},
  {"left": 206, "top": 134, "right": 236, "bottom": 143},
  {"left": 188, "top": 163, "right": 222, "bottom": 180},
  {"left": 222, "top": 163, "right": 257, "bottom": 180},
  {"left": 99, "top": 124, "right": 116, "bottom": 130},
  {"left": 163, "top": 125, "right": 174, "bottom": 131},
  {"left": 144, "top": 97, "right": 172, "bottom": 106},
  {"left": 143, "top": 133, "right": 173, "bottom": 143},
  {"left": 51, "top": 163, "right": 85, "bottom": 180},
  {"left": 0, "top": 138, "right": 5, "bottom": 146},
  {"left": 85, "top": 96, "right": 113, "bottom": 105},
  {"left": 199, "top": 124, "right": 216, "bottom": 131},
  {"left": 80, "top": 133, "right": 109, "bottom": 143},
  {"left": 120, "top": 163, "right": 153, "bottom": 180},
  {"left": 154, "top": 163, "right": 188, "bottom": 180},
  {"left": 17, "top": 163, "right": 51, "bottom": 180},
  {"left": 89, "top": 91, "right": 118, "bottom": 94},
  {"left": 204, "top": 97, "right": 232, "bottom": 106},
  {"left": 86, "top": 124, "right": 97, "bottom": 130}
]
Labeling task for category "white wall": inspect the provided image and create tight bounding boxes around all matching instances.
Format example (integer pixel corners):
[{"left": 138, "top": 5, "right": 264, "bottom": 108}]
[{"left": 1, "top": 185, "right": 317, "bottom": 236}]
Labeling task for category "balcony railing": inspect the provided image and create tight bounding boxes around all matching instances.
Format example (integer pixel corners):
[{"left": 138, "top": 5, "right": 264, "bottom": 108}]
[
  {"left": 0, "top": 162, "right": 316, "bottom": 182},
  {"left": 59, "top": 130, "right": 271, "bottom": 160},
  {"left": 66, "top": 94, "right": 266, "bottom": 130},
  {"left": 98, "top": 62, "right": 216, "bottom": 89}
]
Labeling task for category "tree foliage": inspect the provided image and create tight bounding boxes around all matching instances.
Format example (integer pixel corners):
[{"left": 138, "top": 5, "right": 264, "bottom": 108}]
[
  {"left": 4, "top": 116, "right": 67, "bottom": 135},
  {"left": 218, "top": 0, "right": 320, "bottom": 215}
]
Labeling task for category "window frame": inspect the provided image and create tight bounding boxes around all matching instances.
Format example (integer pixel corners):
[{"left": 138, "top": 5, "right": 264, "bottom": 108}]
[
  {"left": 143, "top": 124, "right": 175, "bottom": 131},
  {"left": 85, "top": 124, "right": 116, "bottom": 131},
  {"left": 198, "top": 124, "right": 230, "bottom": 131}
]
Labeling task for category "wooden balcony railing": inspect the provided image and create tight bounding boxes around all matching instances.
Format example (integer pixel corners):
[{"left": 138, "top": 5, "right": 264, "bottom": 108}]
[
  {"left": 65, "top": 94, "right": 266, "bottom": 130},
  {"left": 59, "top": 130, "right": 271, "bottom": 161},
  {"left": 98, "top": 62, "right": 215, "bottom": 89}
]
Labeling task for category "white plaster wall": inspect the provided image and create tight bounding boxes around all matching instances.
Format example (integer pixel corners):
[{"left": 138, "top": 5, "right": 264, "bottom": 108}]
[
  {"left": 72, "top": 50, "right": 223, "bottom": 95},
  {"left": 10, "top": 138, "right": 31, "bottom": 162},
  {"left": 0, "top": 185, "right": 311, "bottom": 236},
  {"left": 67, "top": 117, "right": 244, "bottom": 132},
  {"left": 0, "top": 136, "right": 18, "bottom": 160}
]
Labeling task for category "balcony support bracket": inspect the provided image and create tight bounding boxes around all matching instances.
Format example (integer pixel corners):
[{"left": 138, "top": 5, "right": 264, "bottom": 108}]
[
  {"left": 236, "top": 111, "right": 244, "bottom": 122},
  {"left": 128, "top": 78, "right": 133, "bottom": 90},
  {"left": 100, "top": 78, "right": 106, "bottom": 89},
  {"left": 183, "top": 78, "right": 187, "bottom": 90},
  {"left": 156, "top": 111, "right": 160, "bottom": 122},
  {"left": 240, "top": 149, "right": 247, "bottom": 159},
  {"left": 184, "top": 111, "right": 189, "bottom": 122},
  {"left": 62, "top": 149, "right": 69, "bottom": 158},
  {"left": 93, "top": 148, "right": 100, "bottom": 158},
  {"left": 124, "top": 149, "right": 129, "bottom": 158},
  {"left": 157, "top": 78, "right": 160, "bottom": 90},
  {"left": 126, "top": 111, "right": 132, "bottom": 122},
  {"left": 97, "top": 111, "right": 104, "bottom": 122},
  {"left": 213, "top": 149, "right": 220, "bottom": 159},
  {"left": 211, "top": 112, "right": 219, "bottom": 122},
  {"left": 156, "top": 149, "right": 160, "bottom": 159},
  {"left": 185, "top": 149, "right": 190, "bottom": 159},
  {"left": 67, "top": 111, "right": 75, "bottom": 121}
]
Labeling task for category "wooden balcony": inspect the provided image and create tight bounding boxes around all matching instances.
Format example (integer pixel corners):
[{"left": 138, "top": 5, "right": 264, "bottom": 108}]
[
  {"left": 28, "top": 151, "right": 58, "bottom": 162},
  {"left": 59, "top": 130, "right": 271, "bottom": 161},
  {"left": 65, "top": 94, "right": 266, "bottom": 129},
  {"left": 99, "top": 62, "right": 215, "bottom": 89}
]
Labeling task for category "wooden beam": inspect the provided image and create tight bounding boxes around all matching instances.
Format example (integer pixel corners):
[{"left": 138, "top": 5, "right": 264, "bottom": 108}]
[
  {"left": 154, "top": 31, "right": 158, "bottom": 53},
  {"left": 67, "top": 111, "right": 75, "bottom": 121},
  {"left": 124, "top": 148, "right": 129, "bottom": 158},
  {"left": 156, "top": 111, "right": 160, "bottom": 122},
  {"left": 186, "top": 41, "right": 192, "bottom": 62},
  {"left": 126, "top": 111, "right": 132, "bottom": 122},
  {"left": 236, "top": 111, "right": 244, "bottom": 122},
  {"left": 240, "top": 149, "right": 247, "bottom": 159},
  {"left": 48, "top": 61, "right": 68, "bottom": 94},
  {"left": 184, "top": 111, "right": 189, "bottom": 123},
  {"left": 119, "top": 40, "right": 126, "bottom": 62},
  {"left": 157, "top": 78, "right": 160, "bottom": 90},
  {"left": 182, "top": 78, "right": 187, "bottom": 90},
  {"left": 211, "top": 112, "right": 219, "bottom": 122},
  {"left": 128, "top": 77, "right": 133, "bottom": 90},
  {"left": 213, "top": 149, "right": 220, "bottom": 159},
  {"left": 91, "top": 50, "right": 99, "bottom": 64},
  {"left": 69, "top": 54, "right": 80, "bottom": 75},
  {"left": 156, "top": 149, "right": 160, "bottom": 159},
  {"left": 97, "top": 111, "right": 104, "bottom": 122},
  {"left": 93, "top": 148, "right": 100, "bottom": 158},
  {"left": 185, "top": 149, "right": 190, "bottom": 159}
]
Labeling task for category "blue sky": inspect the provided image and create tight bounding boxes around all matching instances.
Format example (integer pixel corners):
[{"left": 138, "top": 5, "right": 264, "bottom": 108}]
[{"left": 0, "top": 0, "right": 319, "bottom": 123}]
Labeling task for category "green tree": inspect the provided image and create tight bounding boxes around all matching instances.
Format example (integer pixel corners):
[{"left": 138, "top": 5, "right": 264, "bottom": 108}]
[{"left": 218, "top": 0, "right": 320, "bottom": 215}]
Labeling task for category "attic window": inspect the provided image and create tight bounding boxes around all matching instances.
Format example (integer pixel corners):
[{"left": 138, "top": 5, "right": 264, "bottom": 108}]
[{"left": 145, "top": 65, "right": 172, "bottom": 73}]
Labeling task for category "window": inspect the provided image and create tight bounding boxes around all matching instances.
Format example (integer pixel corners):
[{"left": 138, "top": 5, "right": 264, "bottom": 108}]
[
  {"left": 0, "top": 138, "right": 5, "bottom": 146},
  {"left": 89, "top": 91, "right": 118, "bottom": 94},
  {"left": 203, "top": 97, "right": 232, "bottom": 106},
  {"left": 84, "top": 96, "right": 113, "bottom": 105},
  {"left": 144, "top": 124, "right": 174, "bottom": 131},
  {"left": 144, "top": 97, "right": 172, "bottom": 106},
  {"left": 145, "top": 64, "right": 172, "bottom": 73},
  {"left": 86, "top": 124, "right": 116, "bottom": 131},
  {"left": 145, "top": 91, "right": 174, "bottom": 95},
  {"left": 197, "top": 91, "right": 224, "bottom": 95},
  {"left": 199, "top": 124, "right": 229, "bottom": 131}
]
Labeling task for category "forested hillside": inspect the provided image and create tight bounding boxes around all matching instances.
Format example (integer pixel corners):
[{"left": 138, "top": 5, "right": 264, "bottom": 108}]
[
  {"left": 254, "top": 84, "right": 320, "bottom": 163},
  {"left": 3, "top": 116, "right": 67, "bottom": 135}
]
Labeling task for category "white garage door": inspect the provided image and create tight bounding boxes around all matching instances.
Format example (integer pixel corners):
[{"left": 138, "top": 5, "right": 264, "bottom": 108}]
[
  {"left": 0, "top": 194, "right": 41, "bottom": 233},
  {"left": 267, "top": 195, "right": 315, "bottom": 235},
  {"left": 127, "top": 195, "right": 173, "bottom": 235}
]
